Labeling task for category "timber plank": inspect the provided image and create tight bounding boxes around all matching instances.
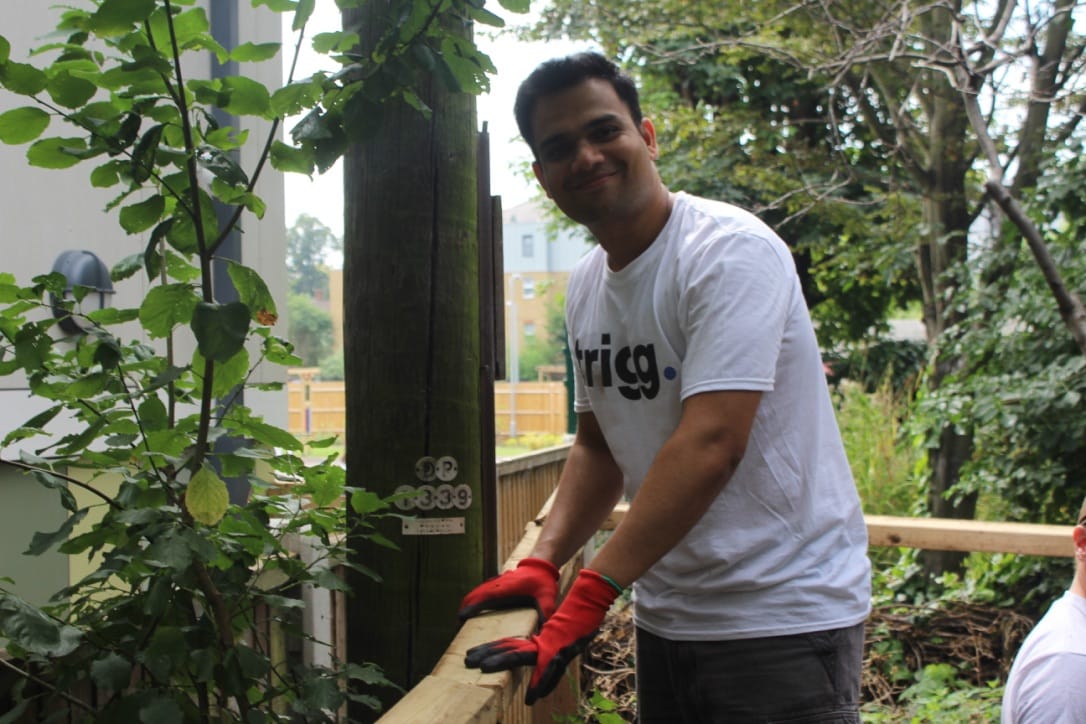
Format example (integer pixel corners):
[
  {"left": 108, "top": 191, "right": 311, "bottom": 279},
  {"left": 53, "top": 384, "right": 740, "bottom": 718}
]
[
  {"left": 603, "top": 505, "right": 1073, "bottom": 557},
  {"left": 865, "top": 515, "right": 1073, "bottom": 557},
  {"left": 377, "top": 675, "right": 502, "bottom": 723}
]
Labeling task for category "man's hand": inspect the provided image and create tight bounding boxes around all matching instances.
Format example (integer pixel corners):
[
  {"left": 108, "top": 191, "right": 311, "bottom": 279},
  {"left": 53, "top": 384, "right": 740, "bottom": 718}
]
[
  {"left": 464, "top": 568, "right": 621, "bottom": 705},
  {"left": 458, "top": 557, "right": 561, "bottom": 624}
]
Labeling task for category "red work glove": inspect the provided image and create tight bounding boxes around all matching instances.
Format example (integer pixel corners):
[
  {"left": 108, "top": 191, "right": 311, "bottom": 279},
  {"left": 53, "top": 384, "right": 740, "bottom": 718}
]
[
  {"left": 458, "top": 557, "right": 560, "bottom": 624},
  {"left": 463, "top": 568, "right": 621, "bottom": 705}
]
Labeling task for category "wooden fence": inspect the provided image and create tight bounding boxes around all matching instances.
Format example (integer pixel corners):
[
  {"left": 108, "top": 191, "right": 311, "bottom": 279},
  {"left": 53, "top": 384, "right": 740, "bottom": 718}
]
[{"left": 287, "top": 370, "right": 568, "bottom": 441}]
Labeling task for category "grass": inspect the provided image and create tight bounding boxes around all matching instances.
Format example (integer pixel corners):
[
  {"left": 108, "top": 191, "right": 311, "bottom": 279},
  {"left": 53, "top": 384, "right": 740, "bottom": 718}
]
[{"left": 835, "top": 379, "right": 922, "bottom": 517}]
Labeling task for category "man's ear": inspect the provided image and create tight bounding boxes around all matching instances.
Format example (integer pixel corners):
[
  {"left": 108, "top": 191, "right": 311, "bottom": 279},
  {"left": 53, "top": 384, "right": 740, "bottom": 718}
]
[
  {"left": 640, "top": 118, "right": 659, "bottom": 161},
  {"left": 532, "top": 161, "right": 553, "bottom": 199},
  {"left": 1074, "top": 524, "right": 1086, "bottom": 560}
]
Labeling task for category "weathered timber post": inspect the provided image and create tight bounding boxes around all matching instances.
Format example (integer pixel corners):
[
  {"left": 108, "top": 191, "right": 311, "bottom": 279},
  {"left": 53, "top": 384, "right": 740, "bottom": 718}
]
[{"left": 341, "top": 4, "right": 485, "bottom": 718}]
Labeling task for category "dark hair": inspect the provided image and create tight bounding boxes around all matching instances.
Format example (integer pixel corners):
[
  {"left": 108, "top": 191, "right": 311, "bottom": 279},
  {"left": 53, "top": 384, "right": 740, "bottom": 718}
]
[{"left": 514, "top": 52, "right": 642, "bottom": 155}]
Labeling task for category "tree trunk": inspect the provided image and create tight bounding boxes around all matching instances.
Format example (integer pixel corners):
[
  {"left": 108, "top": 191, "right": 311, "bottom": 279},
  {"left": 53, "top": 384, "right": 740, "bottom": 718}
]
[
  {"left": 915, "top": 2, "right": 978, "bottom": 578},
  {"left": 341, "top": 5, "right": 484, "bottom": 718}
]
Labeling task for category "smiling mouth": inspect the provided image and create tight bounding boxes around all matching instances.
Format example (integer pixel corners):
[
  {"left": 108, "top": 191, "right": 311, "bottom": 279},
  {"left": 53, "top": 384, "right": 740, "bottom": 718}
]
[{"left": 572, "top": 172, "right": 616, "bottom": 191}]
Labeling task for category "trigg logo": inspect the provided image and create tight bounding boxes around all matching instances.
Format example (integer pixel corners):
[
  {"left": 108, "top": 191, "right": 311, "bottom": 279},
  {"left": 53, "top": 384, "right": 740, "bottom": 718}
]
[{"left": 574, "top": 334, "right": 670, "bottom": 401}]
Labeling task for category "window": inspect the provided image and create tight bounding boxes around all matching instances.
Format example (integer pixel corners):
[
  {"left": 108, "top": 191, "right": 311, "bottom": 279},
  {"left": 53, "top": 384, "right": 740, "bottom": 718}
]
[
  {"left": 524, "top": 321, "right": 536, "bottom": 337},
  {"left": 521, "top": 277, "right": 535, "bottom": 299},
  {"left": 521, "top": 234, "right": 534, "bottom": 258}
]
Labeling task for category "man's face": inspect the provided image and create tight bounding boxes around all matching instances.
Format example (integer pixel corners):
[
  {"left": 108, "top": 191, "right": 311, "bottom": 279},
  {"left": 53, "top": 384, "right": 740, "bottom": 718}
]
[{"left": 529, "top": 78, "right": 659, "bottom": 229}]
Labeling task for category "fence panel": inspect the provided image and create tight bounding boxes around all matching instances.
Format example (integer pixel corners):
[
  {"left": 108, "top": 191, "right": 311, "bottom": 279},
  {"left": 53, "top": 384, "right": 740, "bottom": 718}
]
[{"left": 286, "top": 370, "right": 568, "bottom": 441}]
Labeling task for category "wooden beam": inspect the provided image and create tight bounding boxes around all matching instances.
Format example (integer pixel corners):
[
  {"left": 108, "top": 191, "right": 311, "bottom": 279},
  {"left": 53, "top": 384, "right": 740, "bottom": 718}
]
[
  {"left": 602, "top": 504, "right": 1074, "bottom": 558},
  {"left": 865, "top": 515, "right": 1073, "bottom": 557}
]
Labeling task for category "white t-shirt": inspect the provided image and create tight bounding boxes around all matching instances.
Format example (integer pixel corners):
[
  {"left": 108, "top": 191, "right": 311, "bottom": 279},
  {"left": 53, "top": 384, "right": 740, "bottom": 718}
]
[
  {"left": 566, "top": 191, "right": 871, "bottom": 640},
  {"left": 1002, "top": 591, "right": 1086, "bottom": 723}
]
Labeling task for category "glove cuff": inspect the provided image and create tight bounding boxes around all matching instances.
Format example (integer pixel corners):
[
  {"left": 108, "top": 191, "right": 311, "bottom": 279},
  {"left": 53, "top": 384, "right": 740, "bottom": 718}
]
[
  {"left": 573, "top": 569, "right": 622, "bottom": 611},
  {"left": 517, "top": 556, "right": 560, "bottom": 581}
]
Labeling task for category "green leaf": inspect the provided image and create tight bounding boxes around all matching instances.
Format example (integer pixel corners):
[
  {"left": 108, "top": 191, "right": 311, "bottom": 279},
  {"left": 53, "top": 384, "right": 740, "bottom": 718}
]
[
  {"left": 46, "top": 70, "right": 97, "bottom": 108},
  {"left": 497, "top": 0, "right": 531, "bottom": 11},
  {"left": 225, "top": 260, "right": 277, "bottom": 324},
  {"left": 293, "top": 0, "right": 316, "bottom": 31},
  {"left": 269, "top": 140, "right": 314, "bottom": 175},
  {"left": 263, "top": 335, "right": 302, "bottom": 366},
  {"left": 186, "top": 468, "right": 229, "bottom": 525},
  {"left": 14, "top": 329, "right": 50, "bottom": 372},
  {"left": 90, "top": 161, "right": 121, "bottom": 188},
  {"left": 200, "top": 346, "right": 248, "bottom": 399},
  {"left": 143, "top": 219, "right": 174, "bottom": 279},
  {"left": 270, "top": 80, "right": 322, "bottom": 117},
  {"left": 230, "top": 41, "right": 281, "bottom": 62},
  {"left": 138, "top": 394, "right": 168, "bottom": 432},
  {"left": 67, "top": 372, "right": 111, "bottom": 398},
  {"left": 165, "top": 189, "right": 218, "bottom": 254},
  {"left": 111, "top": 253, "right": 143, "bottom": 282},
  {"left": 26, "top": 509, "right": 88, "bottom": 556},
  {"left": 0, "top": 593, "right": 82, "bottom": 657},
  {"left": 20, "top": 404, "right": 63, "bottom": 432},
  {"left": 139, "top": 697, "right": 184, "bottom": 724},
  {"left": 290, "top": 107, "right": 334, "bottom": 143},
  {"left": 196, "top": 145, "right": 248, "bottom": 186},
  {"left": 119, "top": 194, "right": 165, "bottom": 233},
  {"left": 90, "top": 652, "right": 133, "bottom": 692},
  {"left": 254, "top": 0, "right": 297, "bottom": 10},
  {"left": 228, "top": 415, "right": 302, "bottom": 452},
  {"left": 139, "top": 283, "right": 199, "bottom": 338},
  {"left": 302, "top": 464, "right": 345, "bottom": 507},
  {"left": 350, "top": 489, "right": 388, "bottom": 516},
  {"left": 0, "top": 35, "right": 9, "bottom": 64},
  {"left": 0, "top": 107, "right": 50, "bottom": 144},
  {"left": 145, "top": 529, "right": 193, "bottom": 569},
  {"left": 221, "top": 76, "right": 272, "bottom": 117},
  {"left": 0, "top": 62, "right": 48, "bottom": 95},
  {"left": 86, "top": 305, "right": 138, "bottom": 324},
  {"left": 140, "top": 626, "right": 184, "bottom": 681},
  {"left": 312, "top": 31, "right": 359, "bottom": 54},
  {"left": 90, "top": 0, "right": 157, "bottom": 35},
  {"left": 191, "top": 301, "right": 250, "bottom": 363},
  {"left": 91, "top": 335, "right": 123, "bottom": 369},
  {"left": 466, "top": 5, "right": 506, "bottom": 28},
  {"left": 130, "top": 124, "right": 164, "bottom": 183},
  {"left": 27, "top": 137, "right": 85, "bottom": 169}
]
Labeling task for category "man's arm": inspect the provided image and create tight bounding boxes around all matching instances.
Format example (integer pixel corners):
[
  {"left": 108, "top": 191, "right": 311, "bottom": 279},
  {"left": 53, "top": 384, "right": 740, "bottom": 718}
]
[
  {"left": 531, "top": 410, "right": 625, "bottom": 568},
  {"left": 464, "top": 389, "right": 762, "bottom": 703},
  {"left": 588, "top": 389, "right": 762, "bottom": 587}
]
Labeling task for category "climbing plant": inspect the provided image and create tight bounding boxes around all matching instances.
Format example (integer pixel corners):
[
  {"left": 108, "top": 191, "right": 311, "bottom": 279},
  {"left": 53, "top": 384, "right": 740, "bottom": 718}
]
[{"left": 0, "top": 0, "right": 523, "bottom": 719}]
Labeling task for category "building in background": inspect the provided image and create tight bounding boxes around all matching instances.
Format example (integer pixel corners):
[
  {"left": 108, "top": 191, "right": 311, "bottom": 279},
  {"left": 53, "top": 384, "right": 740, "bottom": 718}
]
[
  {"left": 0, "top": 2, "right": 286, "bottom": 605},
  {"left": 502, "top": 199, "right": 593, "bottom": 380}
]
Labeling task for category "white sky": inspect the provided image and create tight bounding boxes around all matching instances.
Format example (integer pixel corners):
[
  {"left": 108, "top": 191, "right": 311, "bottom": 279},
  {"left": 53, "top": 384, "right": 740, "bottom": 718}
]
[{"left": 282, "top": 4, "right": 594, "bottom": 243}]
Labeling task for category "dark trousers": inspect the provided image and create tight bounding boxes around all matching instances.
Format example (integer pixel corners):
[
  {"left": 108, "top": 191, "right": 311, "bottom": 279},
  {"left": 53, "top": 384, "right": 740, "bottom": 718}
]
[{"left": 635, "top": 622, "right": 865, "bottom": 723}]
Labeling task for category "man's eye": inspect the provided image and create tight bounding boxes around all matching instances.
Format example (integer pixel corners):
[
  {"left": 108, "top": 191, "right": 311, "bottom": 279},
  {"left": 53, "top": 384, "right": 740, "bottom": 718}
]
[
  {"left": 541, "top": 144, "right": 572, "bottom": 162},
  {"left": 591, "top": 126, "right": 619, "bottom": 141}
]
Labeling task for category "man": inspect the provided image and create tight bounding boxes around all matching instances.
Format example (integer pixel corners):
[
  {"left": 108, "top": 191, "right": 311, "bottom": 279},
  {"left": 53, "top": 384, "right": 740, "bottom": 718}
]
[
  {"left": 1001, "top": 498, "right": 1086, "bottom": 723},
  {"left": 459, "top": 52, "right": 872, "bottom": 721}
]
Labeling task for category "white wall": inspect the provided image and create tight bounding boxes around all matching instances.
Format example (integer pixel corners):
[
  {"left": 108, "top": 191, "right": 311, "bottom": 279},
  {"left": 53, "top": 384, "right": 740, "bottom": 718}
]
[{"left": 0, "top": 2, "right": 287, "bottom": 428}]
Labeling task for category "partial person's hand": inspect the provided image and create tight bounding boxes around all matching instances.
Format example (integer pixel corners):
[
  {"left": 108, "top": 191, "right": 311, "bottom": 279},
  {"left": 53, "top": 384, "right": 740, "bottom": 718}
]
[
  {"left": 463, "top": 568, "right": 620, "bottom": 705},
  {"left": 458, "top": 557, "right": 561, "bottom": 624}
]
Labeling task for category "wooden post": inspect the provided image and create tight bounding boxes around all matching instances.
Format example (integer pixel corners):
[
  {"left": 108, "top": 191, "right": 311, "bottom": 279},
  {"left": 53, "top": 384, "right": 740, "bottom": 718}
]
[{"left": 341, "top": 4, "right": 485, "bottom": 719}]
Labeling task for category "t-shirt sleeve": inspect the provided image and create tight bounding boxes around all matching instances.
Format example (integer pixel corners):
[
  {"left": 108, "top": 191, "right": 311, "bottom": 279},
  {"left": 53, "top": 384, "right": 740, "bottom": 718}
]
[
  {"left": 678, "top": 229, "right": 793, "bottom": 399},
  {"left": 1009, "top": 652, "right": 1086, "bottom": 723}
]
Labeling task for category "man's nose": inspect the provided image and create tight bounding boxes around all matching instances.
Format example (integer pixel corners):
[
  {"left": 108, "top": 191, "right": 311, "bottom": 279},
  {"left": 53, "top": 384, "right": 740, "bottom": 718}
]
[{"left": 570, "top": 139, "right": 604, "bottom": 173}]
